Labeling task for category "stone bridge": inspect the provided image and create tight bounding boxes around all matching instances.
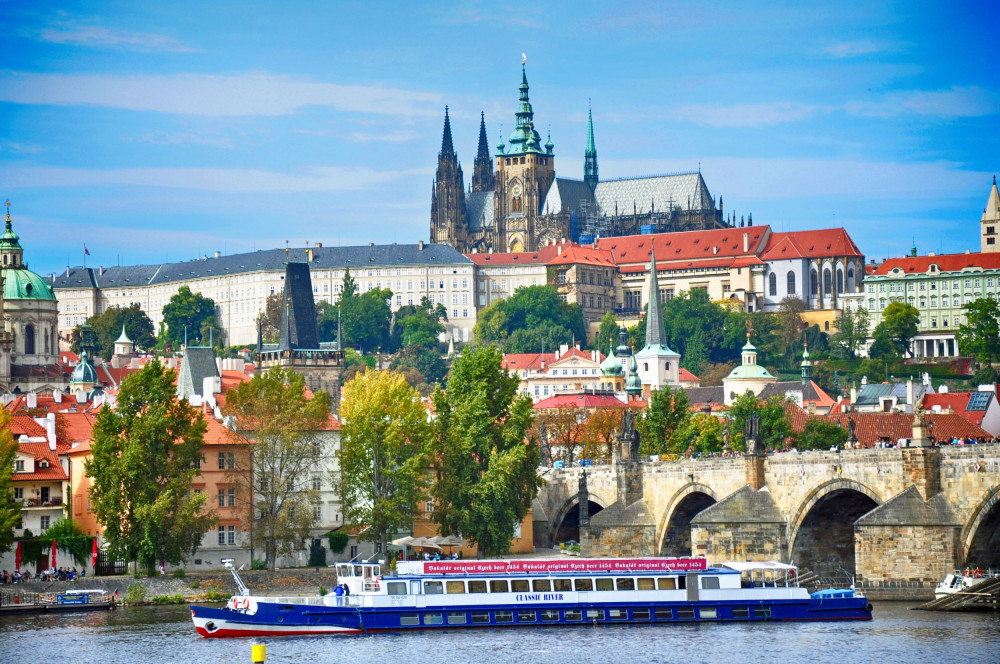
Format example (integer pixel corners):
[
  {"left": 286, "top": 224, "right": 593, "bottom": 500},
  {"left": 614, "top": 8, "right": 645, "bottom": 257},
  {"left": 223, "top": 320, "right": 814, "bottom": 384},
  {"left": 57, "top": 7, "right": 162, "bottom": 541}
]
[{"left": 534, "top": 445, "right": 1000, "bottom": 599}]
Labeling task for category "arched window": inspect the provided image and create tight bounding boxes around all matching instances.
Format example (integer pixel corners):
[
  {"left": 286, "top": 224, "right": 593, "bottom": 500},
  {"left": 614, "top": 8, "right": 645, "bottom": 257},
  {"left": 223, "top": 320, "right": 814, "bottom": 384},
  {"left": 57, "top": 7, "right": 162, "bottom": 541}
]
[
  {"left": 24, "top": 325, "right": 35, "bottom": 355},
  {"left": 810, "top": 269, "right": 818, "bottom": 294},
  {"left": 643, "top": 362, "right": 649, "bottom": 371},
  {"left": 837, "top": 269, "right": 844, "bottom": 293},
  {"left": 768, "top": 272, "right": 777, "bottom": 296},
  {"left": 665, "top": 362, "right": 670, "bottom": 371},
  {"left": 787, "top": 271, "right": 796, "bottom": 295},
  {"left": 847, "top": 267, "right": 855, "bottom": 291},
  {"left": 823, "top": 268, "right": 832, "bottom": 294}
]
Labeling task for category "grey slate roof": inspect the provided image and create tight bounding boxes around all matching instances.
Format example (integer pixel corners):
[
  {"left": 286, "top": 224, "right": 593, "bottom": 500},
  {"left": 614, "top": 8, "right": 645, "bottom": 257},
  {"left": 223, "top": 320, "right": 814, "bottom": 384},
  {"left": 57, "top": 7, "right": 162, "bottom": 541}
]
[
  {"left": 176, "top": 346, "right": 220, "bottom": 400},
  {"left": 278, "top": 263, "right": 320, "bottom": 351},
  {"left": 590, "top": 498, "right": 655, "bottom": 527},
  {"left": 684, "top": 386, "right": 725, "bottom": 406},
  {"left": 466, "top": 191, "right": 495, "bottom": 230},
  {"left": 854, "top": 486, "right": 960, "bottom": 527},
  {"left": 854, "top": 382, "right": 927, "bottom": 407},
  {"left": 758, "top": 381, "right": 830, "bottom": 403},
  {"left": 691, "top": 485, "right": 785, "bottom": 524},
  {"left": 541, "top": 178, "right": 596, "bottom": 216},
  {"left": 593, "top": 172, "right": 715, "bottom": 217},
  {"left": 49, "top": 243, "right": 473, "bottom": 290}
]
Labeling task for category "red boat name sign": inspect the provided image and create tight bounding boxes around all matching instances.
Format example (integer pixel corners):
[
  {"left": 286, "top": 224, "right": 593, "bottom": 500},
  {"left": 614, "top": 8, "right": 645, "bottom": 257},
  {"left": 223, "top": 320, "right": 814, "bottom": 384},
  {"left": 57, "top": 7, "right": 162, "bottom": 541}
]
[{"left": 422, "top": 558, "right": 707, "bottom": 575}]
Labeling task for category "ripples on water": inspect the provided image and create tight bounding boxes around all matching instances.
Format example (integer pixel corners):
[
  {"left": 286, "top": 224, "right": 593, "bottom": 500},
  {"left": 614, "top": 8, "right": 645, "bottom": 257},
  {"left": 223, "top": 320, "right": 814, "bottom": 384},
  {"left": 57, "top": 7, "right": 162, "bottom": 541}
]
[{"left": 1, "top": 603, "right": 999, "bottom": 664}]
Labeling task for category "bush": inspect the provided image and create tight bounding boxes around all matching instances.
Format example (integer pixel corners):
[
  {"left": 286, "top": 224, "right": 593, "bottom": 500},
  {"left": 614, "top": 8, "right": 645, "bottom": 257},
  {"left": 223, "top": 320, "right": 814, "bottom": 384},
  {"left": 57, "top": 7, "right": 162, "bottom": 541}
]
[
  {"left": 125, "top": 583, "right": 146, "bottom": 605},
  {"left": 251, "top": 559, "right": 268, "bottom": 570},
  {"left": 172, "top": 569, "right": 186, "bottom": 579},
  {"left": 569, "top": 544, "right": 581, "bottom": 553},
  {"left": 190, "top": 579, "right": 200, "bottom": 589},
  {"left": 973, "top": 365, "right": 999, "bottom": 386},
  {"left": 327, "top": 531, "right": 349, "bottom": 555},
  {"left": 318, "top": 585, "right": 328, "bottom": 596},
  {"left": 151, "top": 594, "right": 185, "bottom": 605},
  {"left": 203, "top": 589, "right": 229, "bottom": 602}
]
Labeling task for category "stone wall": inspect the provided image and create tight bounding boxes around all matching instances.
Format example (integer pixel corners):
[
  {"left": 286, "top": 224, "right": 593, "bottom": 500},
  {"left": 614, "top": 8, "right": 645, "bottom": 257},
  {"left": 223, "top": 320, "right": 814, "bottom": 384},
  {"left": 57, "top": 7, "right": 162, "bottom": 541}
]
[
  {"left": 584, "top": 524, "right": 655, "bottom": 558},
  {"left": 691, "top": 522, "right": 787, "bottom": 562},
  {"left": 855, "top": 524, "right": 961, "bottom": 588}
]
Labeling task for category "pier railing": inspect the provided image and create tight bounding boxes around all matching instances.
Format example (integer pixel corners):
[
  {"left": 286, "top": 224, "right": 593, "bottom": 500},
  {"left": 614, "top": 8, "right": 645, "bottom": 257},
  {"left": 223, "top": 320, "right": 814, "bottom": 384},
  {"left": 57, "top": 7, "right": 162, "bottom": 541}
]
[{"left": 0, "top": 590, "right": 41, "bottom": 607}]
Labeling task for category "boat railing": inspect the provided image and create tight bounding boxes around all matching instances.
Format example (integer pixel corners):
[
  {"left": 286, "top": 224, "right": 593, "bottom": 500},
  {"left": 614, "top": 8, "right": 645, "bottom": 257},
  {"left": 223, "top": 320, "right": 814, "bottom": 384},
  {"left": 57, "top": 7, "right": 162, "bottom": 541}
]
[{"left": 0, "top": 591, "right": 40, "bottom": 607}]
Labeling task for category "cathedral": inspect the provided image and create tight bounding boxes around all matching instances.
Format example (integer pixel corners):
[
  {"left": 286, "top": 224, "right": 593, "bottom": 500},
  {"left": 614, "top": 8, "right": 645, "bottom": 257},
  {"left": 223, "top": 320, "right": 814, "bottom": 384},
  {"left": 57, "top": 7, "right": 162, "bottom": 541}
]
[{"left": 430, "top": 66, "right": 731, "bottom": 254}]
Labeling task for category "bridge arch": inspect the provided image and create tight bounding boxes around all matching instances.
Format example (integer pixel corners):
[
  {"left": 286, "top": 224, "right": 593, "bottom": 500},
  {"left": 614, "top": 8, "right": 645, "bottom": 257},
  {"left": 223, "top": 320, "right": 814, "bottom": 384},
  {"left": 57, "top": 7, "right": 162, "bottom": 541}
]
[
  {"left": 962, "top": 485, "right": 1000, "bottom": 568},
  {"left": 549, "top": 492, "right": 610, "bottom": 547},
  {"left": 656, "top": 483, "right": 718, "bottom": 557},
  {"left": 788, "top": 479, "right": 882, "bottom": 580}
]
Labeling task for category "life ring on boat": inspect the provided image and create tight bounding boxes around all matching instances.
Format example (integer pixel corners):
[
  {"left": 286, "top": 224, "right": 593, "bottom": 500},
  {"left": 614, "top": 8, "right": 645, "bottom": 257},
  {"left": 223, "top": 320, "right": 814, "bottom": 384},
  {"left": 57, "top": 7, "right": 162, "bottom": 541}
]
[
  {"left": 974, "top": 568, "right": 983, "bottom": 578},
  {"left": 964, "top": 568, "right": 970, "bottom": 577}
]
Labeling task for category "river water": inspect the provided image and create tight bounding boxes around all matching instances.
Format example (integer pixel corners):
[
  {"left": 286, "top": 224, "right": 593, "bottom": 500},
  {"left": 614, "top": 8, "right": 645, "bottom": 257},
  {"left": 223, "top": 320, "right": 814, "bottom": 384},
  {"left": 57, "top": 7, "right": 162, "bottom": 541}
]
[{"left": 1, "top": 602, "right": 998, "bottom": 664}]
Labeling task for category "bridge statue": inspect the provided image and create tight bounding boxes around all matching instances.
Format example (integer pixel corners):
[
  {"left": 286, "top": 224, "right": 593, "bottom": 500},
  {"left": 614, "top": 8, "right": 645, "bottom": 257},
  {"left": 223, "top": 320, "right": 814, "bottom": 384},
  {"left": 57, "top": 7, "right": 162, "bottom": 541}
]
[
  {"left": 746, "top": 411, "right": 764, "bottom": 456},
  {"left": 539, "top": 419, "right": 550, "bottom": 467},
  {"left": 620, "top": 410, "right": 640, "bottom": 461}
]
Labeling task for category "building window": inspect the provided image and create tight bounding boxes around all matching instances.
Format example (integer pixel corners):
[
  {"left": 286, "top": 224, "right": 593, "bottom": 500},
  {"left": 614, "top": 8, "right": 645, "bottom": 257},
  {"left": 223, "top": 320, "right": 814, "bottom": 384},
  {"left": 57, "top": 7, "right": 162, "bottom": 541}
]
[
  {"left": 227, "top": 452, "right": 235, "bottom": 470},
  {"left": 218, "top": 452, "right": 226, "bottom": 470},
  {"left": 313, "top": 477, "right": 321, "bottom": 491},
  {"left": 218, "top": 526, "right": 226, "bottom": 545},
  {"left": 787, "top": 271, "right": 796, "bottom": 295},
  {"left": 228, "top": 488, "right": 236, "bottom": 507},
  {"left": 40, "top": 516, "right": 51, "bottom": 530},
  {"left": 219, "top": 489, "right": 226, "bottom": 508},
  {"left": 15, "top": 459, "right": 24, "bottom": 472},
  {"left": 14, "top": 487, "right": 23, "bottom": 500},
  {"left": 810, "top": 270, "right": 819, "bottom": 294},
  {"left": 24, "top": 325, "right": 35, "bottom": 355},
  {"left": 768, "top": 272, "right": 777, "bottom": 296}
]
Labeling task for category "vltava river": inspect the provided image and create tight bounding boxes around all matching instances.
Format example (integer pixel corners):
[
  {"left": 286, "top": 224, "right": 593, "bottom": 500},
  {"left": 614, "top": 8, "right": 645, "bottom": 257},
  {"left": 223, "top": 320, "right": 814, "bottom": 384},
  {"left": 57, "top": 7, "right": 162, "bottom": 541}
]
[{"left": 1, "top": 602, "right": 998, "bottom": 664}]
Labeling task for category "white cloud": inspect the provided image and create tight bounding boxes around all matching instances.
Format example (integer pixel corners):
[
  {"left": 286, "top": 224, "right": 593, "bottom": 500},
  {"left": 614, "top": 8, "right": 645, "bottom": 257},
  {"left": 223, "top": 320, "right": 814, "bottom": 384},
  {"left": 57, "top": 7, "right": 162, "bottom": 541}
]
[
  {"left": 38, "top": 23, "right": 195, "bottom": 53},
  {"left": 822, "top": 40, "right": 896, "bottom": 59},
  {"left": 671, "top": 102, "right": 820, "bottom": 128},
  {"left": 131, "top": 130, "right": 235, "bottom": 148},
  {"left": 1, "top": 165, "right": 427, "bottom": 194},
  {"left": 845, "top": 86, "right": 999, "bottom": 119},
  {"left": 0, "top": 72, "right": 443, "bottom": 118}
]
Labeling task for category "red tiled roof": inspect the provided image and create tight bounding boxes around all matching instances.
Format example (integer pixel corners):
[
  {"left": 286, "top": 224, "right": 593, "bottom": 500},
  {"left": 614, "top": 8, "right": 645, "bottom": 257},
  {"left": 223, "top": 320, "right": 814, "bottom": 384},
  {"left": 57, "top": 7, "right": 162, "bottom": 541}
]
[
  {"left": 596, "top": 227, "right": 770, "bottom": 266},
  {"left": 533, "top": 393, "right": 630, "bottom": 409},
  {"left": 760, "top": 228, "right": 863, "bottom": 260},
  {"left": 60, "top": 351, "right": 79, "bottom": 365},
  {"left": 13, "top": 442, "right": 69, "bottom": 481},
  {"left": 59, "top": 411, "right": 97, "bottom": 444},
  {"left": 679, "top": 368, "right": 699, "bottom": 382},
  {"left": 922, "top": 392, "right": 992, "bottom": 428},
  {"left": 786, "top": 410, "right": 990, "bottom": 446},
  {"left": 872, "top": 251, "right": 1000, "bottom": 275},
  {"left": 546, "top": 244, "right": 616, "bottom": 267},
  {"left": 465, "top": 242, "right": 568, "bottom": 266}
]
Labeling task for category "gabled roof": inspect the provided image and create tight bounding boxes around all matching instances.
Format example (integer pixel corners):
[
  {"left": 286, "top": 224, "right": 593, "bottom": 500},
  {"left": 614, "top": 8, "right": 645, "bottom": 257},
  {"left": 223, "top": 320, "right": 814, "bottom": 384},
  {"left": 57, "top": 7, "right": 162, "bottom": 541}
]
[
  {"left": 872, "top": 251, "right": 1000, "bottom": 276},
  {"left": 784, "top": 410, "right": 990, "bottom": 446},
  {"left": 533, "top": 393, "right": 629, "bottom": 409},
  {"left": 922, "top": 392, "right": 993, "bottom": 427},
  {"left": 466, "top": 242, "right": 568, "bottom": 266},
  {"left": 502, "top": 352, "right": 555, "bottom": 372},
  {"left": 176, "top": 347, "right": 220, "bottom": 400},
  {"left": 546, "top": 244, "right": 615, "bottom": 267},
  {"left": 593, "top": 172, "right": 716, "bottom": 217},
  {"left": 596, "top": 226, "right": 769, "bottom": 267},
  {"left": 760, "top": 228, "right": 863, "bottom": 260},
  {"left": 466, "top": 190, "right": 495, "bottom": 230},
  {"left": 547, "top": 347, "right": 603, "bottom": 367},
  {"left": 678, "top": 368, "right": 699, "bottom": 382},
  {"left": 758, "top": 380, "right": 835, "bottom": 408},
  {"left": 12, "top": 440, "right": 70, "bottom": 481},
  {"left": 541, "top": 178, "right": 596, "bottom": 216}
]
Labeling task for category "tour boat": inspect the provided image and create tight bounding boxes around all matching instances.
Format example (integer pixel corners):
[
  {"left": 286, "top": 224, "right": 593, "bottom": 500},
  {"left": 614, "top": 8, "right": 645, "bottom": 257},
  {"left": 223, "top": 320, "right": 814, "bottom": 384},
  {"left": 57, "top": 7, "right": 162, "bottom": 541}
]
[
  {"left": 935, "top": 568, "right": 999, "bottom": 598},
  {"left": 190, "top": 557, "right": 872, "bottom": 638}
]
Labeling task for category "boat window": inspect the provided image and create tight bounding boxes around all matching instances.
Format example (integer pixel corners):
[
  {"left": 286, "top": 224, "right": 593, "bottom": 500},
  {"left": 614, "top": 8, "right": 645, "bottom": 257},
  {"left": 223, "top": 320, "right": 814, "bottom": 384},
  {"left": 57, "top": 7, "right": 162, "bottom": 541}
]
[
  {"left": 386, "top": 582, "right": 407, "bottom": 596},
  {"left": 446, "top": 581, "right": 466, "bottom": 594},
  {"left": 470, "top": 611, "right": 490, "bottom": 624},
  {"left": 608, "top": 609, "right": 628, "bottom": 621},
  {"left": 753, "top": 607, "right": 771, "bottom": 619},
  {"left": 540, "top": 609, "right": 559, "bottom": 622},
  {"left": 489, "top": 580, "right": 509, "bottom": 593},
  {"left": 372, "top": 565, "right": 380, "bottom": 577},
  {"left": 424, "top": 581, "right": 443, "bottom": 594},
  {"left": 532, "top": 579, "right": 551, "bottom": 592},
  {"left": 731, "top": 607, "right": 750, "bottom": 619},
  {"left": 336, "top": 565, "right": 347, "bottom": 576},
  {"left": 447, "top": 611, "right": 467, "bottom": 624},
  {"left": 517, "top": 610, "right": 536, "bottom": 622},
  {"left": 657, "top": 578, "right": 676, "bottom": 590},
  {"left": 400, "top": 613, "right": 419, "bottom": 626},
  {"left": 353, "top": 565, "right": 363, "bottom": 577},
  {"left": 424, "top": 612, "right": 443, "bottom": 625},
  {"left": 574, "top": 579, "right": 593, "bottom": 592},
  {"left": 511, "top": 579, "right": 530, "bottom": 592},
  {"left": 495, "top": 610, "right": 514, "bottom": 623},
  {"left": 553, "top": 579, "right": 572, "bottom": 592},
  {"left": 632, "top": 608, "right": 651, "bottom": 620},
  {"left": 699, "top": 608, "right": 718, "bottom": 619},
  {"left": 677, "top": 575, "right": 687, "bottom": 590},
  {"left": 595, "top": 578, "right": 614, "bottom": 591},
  {"left": 654, "top": 608, "right": 673, "bottom": 620},
  {"left": 563, "top": 609, "right": 582, "bottom": 621},
  {"left": 586, "top": 609, "right": 603, "bottom": 621},
  {"left": 468, "top": 580, "right": 487, "bottom": 594},
  {"left": 636, "top": 578, "right": 655, "bottom": 590},
  {"left": 701, "top": 576, "right": 720, "bottom": 590},
  {"left": 677, "top": 608, "right": 695, "bottom": 619},
  {"left": 616, "top": 578, "right": 635, "bottom": 591}
]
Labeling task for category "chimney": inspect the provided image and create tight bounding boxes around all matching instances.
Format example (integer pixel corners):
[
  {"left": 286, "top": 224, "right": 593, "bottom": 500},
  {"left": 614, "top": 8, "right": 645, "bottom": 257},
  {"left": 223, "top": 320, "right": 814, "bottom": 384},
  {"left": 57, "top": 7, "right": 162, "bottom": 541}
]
[
  {"left": 214, "top": 251, "right": 221, "bottom": 258},
  {"left": 743, "top": 232, "right": 750, "bottom": 253},
  {"left": 850, "top": 384, "right": 857, "bottom": 404},
  {"left": 27, "top": 392, "right": 37, "bottom": 409},
  {"left": 53, "top": 391, "right": 62, "bottom": 404},
  {"left": 46, "top": 412, "right": 57, "bottom": 451},
  {"left": 907, "top": 378, "right": 915, "bottom": 410},
  {"left": 99, "top": 266, "right": 104, "bottom": 276},
  {"left": 559, "top": 344, "right": 568, "bottom": 358},
  {"left": 557, "top": 245, "right": 562, "bottom": 255},
  {"left": 306, "top": 248, "right": 314, "bottom": 262},
  {"left": 418, "top": 240, "right": 425, "bottom": 251},
  {"left": 315, "top": 242, "right": 323, "bottom": 248}
]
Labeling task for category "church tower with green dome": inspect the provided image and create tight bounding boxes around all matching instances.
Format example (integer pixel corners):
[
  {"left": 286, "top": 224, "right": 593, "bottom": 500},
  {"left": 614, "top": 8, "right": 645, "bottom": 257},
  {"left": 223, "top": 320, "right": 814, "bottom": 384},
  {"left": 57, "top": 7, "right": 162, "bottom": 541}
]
[{"left": 721, "top": 330, "right": 777, "bottom": 406}]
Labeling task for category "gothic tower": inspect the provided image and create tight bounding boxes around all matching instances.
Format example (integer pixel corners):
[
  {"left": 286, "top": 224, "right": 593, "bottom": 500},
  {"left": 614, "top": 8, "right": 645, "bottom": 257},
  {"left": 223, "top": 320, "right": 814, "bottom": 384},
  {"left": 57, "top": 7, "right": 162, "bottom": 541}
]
[
  {"left": 471, "top": 111, "right": 495, "bottom": 193},
  {"left": 494, "top": 66, "right": 556, "bottom": 253},
  {"left": 584, "top": 102, "right": 598, "bottom": 191},
  {"left": 430, "top": 107, "right": 468, "bottom": 249}
]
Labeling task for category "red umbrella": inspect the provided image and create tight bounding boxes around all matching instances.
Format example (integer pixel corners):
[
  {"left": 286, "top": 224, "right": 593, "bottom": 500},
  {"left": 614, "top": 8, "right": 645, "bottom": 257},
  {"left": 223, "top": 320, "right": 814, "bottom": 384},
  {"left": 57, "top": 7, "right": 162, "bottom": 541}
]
[
  {"left": 14, "top": 541, "right": 20, "bottom": 572},
  {"left": 51, "top": 539, "right": 57, "bottom": 568},
  {"left": 92, "top": 538, "right": 98, "bottom": 569}
]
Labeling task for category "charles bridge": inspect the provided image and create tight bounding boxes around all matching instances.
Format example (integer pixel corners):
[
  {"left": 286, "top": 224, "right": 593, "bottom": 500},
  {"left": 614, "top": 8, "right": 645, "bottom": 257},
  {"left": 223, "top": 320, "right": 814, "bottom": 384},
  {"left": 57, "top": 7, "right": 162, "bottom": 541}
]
[{"left": 533, "top": 444, "right": 1000, "bottom": 599}]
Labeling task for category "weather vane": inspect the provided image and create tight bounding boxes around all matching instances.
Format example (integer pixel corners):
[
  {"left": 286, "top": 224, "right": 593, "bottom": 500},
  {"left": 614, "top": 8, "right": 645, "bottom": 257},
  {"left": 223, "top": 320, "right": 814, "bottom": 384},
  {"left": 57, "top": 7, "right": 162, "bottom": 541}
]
[{"left": 522, "top": 52, "right": 526, "bottom": 65}]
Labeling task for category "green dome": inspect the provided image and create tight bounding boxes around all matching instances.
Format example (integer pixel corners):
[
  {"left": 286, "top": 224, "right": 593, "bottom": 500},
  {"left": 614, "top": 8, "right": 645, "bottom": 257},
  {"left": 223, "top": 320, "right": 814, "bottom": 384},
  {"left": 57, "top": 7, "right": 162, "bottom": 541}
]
[
  {"left": 71, "top": 351, "right": 98, "bottom": 384},
  {"left": 2, "top": 268, "right": 57, "bottom": 302},
  {"left": 726, "top": 364, "right": 776, "bottom": 380},
  {"left": 600, "top": 343, "right": 622, "bottom": 376}
]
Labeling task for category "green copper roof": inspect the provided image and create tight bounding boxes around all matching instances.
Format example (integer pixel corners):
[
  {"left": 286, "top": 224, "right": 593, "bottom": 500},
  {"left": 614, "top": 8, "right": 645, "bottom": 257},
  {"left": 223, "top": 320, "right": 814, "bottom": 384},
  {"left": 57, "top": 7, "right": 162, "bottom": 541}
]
[
  {"left": 115, "top": 324, "right": 133, "bottom": 345},
  {"left": 500, "top": 66, "right": 547, "bottom": 156},
  {"left": 584, "top": 103, "right": 598, "bottom": 189},
  {"left": 600, "top": 341, "right": 622, "bottom": 375},
  {"left": 625, "top": 354, "right": 642, "bottom": 393},
  {"left": 726, "top": 364, "right": 776, "bottom": 380},
  {"left": 71, "top": 351, "right": 98, "bottom": 385},
  {"left": 3, "top": 268, "right": 57, "bottom": 301}
]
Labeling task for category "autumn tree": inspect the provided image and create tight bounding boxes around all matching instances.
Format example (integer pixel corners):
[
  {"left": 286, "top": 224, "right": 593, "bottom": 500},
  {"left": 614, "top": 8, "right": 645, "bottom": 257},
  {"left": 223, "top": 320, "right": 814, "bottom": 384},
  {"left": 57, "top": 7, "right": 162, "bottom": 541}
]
[
  {"left": 676, "top": 413, "right": 725, "bottom": 456},
  {"left": 431, "top": 345, "right": 540, "bottom": 557},
  {"left": 87, "top": 360, "right": 215, "bottom": 571},
  {"left": 0, "top": 410, "right": 20, "bottom": 555},
  {"left": 223, "top": 367, "right": 331, "bottom": 571},
  {"left": 257, "top": 292, "right": 283, "bottom": 344},
  {"left": 539, "top": 409, "right": 588, "bottom": 465},
  {"left": 580, "top": 409, "right": 628, "bottom": 462},
  {"left": 339, "top": 370, "right": 432, "bottom": 558}
]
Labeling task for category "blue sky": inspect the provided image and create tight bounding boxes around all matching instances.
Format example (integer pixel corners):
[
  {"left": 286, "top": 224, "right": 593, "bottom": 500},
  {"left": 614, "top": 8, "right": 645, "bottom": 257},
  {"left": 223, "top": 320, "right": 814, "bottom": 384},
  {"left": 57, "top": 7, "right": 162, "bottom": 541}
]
[{"left": 1, "top": 0, "right": 998, "bottom": 277}]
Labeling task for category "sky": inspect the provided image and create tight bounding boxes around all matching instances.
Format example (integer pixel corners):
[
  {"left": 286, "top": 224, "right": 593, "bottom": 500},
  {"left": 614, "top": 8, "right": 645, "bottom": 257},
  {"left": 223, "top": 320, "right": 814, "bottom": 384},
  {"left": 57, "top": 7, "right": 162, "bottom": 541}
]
[{"left": 1, "top": 0, "right": 998, "bottom": 278}]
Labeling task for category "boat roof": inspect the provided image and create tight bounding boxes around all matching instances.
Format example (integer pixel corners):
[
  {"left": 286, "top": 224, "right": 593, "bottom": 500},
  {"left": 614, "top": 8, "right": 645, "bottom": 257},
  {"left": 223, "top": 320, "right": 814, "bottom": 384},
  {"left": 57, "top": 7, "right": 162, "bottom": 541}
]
[{"left": 716, "top": 561, "right": 797, "bottom": 572}]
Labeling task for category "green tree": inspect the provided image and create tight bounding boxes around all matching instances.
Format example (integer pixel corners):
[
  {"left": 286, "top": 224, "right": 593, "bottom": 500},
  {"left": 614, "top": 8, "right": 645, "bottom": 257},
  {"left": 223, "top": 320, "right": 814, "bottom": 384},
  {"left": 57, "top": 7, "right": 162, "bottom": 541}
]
[
  {"left": 832, "top": 307, "right": 870, "bottom": 358},
  {"left": 390, "top": 344, "right": 447, "bottom": 385},
  {"left": 676, "top": 413, "right": 724, "bottom": 456},
  {"left": 728, "top": 392, "right": 793, "bottom": 451},
  {"left": 594, "top": 312, "right": 620, "bottom": 355},
  {"left": 431, "top": 345, "right": 540, "bottom": 557},
  {"left": 791, "top": 418, "right": 849, "bottom": 451},
  {"left": 86, "top": 360, "right": 215, "bottom": 571},
  {"left": 258, "top": 293, "right": 283, "bottom": 344},
  {"left": 638, "top": 386, "right": 691, "bottom": 456},
  {"left": 223, "top": 367, "right": 331, "bottom": 571},
  {"left": 71, "top": 304, "right": 155, "bottom": 359},
  {"left": 872, "top": 302, "right": 919, "bottom": 358},
  {"left": 339, "top": 369, "right": 432, "bottom": 558},
  {"left": 504, "top": 321, "right": 576, "bottom": 354},
  {"left": 340, "top": 279, "right": 393, "bottom": 352},
  {"left": 956, "top": 298, "right": 1000, "bottom": 367},
  {"left": 315, "top": 300, "right": 338, "bottom": 344},
  {"left": 160, "top": 286, "right": 219, "bottom": 348},
  {"left": 391, "top": 297, "right": 447, "bottom": 350},
  {"left": 774, "top": 297, "right": 807, "bottom": 369},
  {"left": 474, "top": 285, "right": 585, "bottom": 350},
  {"left": 0, "top": 410, "right": 21, "bottom": 555}
]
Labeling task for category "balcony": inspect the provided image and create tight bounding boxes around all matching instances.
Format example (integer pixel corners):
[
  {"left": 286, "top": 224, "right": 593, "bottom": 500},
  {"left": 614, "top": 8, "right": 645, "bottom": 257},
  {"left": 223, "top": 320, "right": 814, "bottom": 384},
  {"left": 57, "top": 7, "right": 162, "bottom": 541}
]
[{"left": 23, "top": 497, "right": 62, "bottom": 509}]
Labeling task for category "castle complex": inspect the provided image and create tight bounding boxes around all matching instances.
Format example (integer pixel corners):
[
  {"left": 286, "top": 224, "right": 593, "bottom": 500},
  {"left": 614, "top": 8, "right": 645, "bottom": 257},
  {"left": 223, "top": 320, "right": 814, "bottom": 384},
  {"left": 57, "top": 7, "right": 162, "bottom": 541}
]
[{"left": 431, "top": 66, "right": 731, "bottom": 254}]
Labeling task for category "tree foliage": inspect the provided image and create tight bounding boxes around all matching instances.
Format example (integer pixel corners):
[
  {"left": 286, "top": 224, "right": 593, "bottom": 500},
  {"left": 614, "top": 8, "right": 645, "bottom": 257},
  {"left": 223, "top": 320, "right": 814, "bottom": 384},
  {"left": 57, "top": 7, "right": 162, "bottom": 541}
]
[
  {"left": 391, "top": 297, "right": 447, "bottom": 351},
  {"left": 431, "top": 346, "right": 540, "bottom": 557},
  {"left": 390, "top": 344, "right": 447, "bottom": 387},
  {"left": 579, "top": 409, "right": 627, "bottom": 463},
  {"left": 338, "top": 268, "right": 392, "bottom": 353},
  {"left": 87, "top": 360, "right": 214, "bottom": 571},
  {"left": 72, "top": 303, "right": 155, "bottom": 359},
  {"left": 258, "top": 293, "right": 283, "bottom": 344},
  {"left": 956, "top": 298, "right": 1000, "bottom": 367},
  {"left": 0, "top": 410, "right": 21, "bottom": 555},
  {"left": 638, "top": 386, "right": 691, "bottom": 456},
  {"left": 676, "top": 413, "right": 725, "bottom": 456},
  {"left": 832, "top": 307, "right": 870, "bottom": 358},
  {"left": 790, "top": 418, "right": 849, "bottom": 451},
  {"left": 161, "top": 286, "right": 220, "bottom": 349},
  {"left": 474, "top": 285, "right": 585, "bottom": 352},
  {"left": 223, "top": 367, "right": 331, "bottom": 571},
  {"left": 727, "top": 392, "right": 793, "bottom": 451},
  {"left": 871, "top": 302, "right": 919, "bottom": 359},
  {"left": 594, "top": 312, "right": 620, "bottom": 356},
  {"left": 339, "top": 369, "right": 432, "bottom": 558}
]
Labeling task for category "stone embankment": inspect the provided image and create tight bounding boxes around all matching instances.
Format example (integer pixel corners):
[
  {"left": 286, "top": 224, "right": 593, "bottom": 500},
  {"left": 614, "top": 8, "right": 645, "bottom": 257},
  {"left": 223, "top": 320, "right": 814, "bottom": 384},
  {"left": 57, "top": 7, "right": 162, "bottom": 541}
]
[{"left": 6, "top": 568, "right": 341, "bottom": 604}]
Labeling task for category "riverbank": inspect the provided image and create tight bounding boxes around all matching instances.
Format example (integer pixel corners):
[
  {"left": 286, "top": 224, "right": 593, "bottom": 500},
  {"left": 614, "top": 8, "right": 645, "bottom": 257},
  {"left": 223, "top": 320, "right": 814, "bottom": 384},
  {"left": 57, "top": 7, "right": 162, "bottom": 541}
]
[{"left": 2, "top": 567, "right": 341, "bottom": 604}]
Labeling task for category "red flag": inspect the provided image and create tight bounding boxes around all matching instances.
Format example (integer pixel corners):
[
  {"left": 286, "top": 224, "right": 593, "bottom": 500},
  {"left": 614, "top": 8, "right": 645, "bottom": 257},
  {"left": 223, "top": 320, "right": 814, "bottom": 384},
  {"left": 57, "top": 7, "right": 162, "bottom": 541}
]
[
  {"left": 51, "top": 539, "right": 57, "bottom": 568},
  {"left": 84, "top": 245, "right": 90, "bottom": 256},
  {"left": 14, "top": 541, "right": 20, "bottom": 571},
  {"left": 92, "top": 538, "right": 99, "bottom": 569}
]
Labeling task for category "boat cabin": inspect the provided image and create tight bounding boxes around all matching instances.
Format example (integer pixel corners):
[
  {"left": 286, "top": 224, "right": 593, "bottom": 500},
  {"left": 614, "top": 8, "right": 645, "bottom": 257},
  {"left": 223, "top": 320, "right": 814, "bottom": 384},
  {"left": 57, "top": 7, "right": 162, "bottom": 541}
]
[{"left": 335, "top": 562, "right": 382, "bottom": 595}]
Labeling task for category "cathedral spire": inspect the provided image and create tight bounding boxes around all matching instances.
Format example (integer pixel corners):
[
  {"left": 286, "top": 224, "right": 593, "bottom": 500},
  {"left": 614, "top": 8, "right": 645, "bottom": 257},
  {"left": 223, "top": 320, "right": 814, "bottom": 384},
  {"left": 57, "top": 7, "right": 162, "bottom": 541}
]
[
  {"left": 644, "top": 246, "right": 667, "bottom": 347},
  {"left": 472, "top": 111, "right": 495, "bottom": 192},
  {"left": 440, "top": 106, "right": 455, "bottom": 157},
  {"left": 584, "top": 101, "right": 598, "bottom": 190}
]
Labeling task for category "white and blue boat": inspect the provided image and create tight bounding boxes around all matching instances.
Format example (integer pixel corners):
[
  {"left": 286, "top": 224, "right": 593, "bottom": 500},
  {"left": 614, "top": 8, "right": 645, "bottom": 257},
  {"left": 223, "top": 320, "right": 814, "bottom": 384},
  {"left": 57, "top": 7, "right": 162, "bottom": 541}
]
[{"left": 190, "top": 557, "right": 872, "bottom": 638}]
